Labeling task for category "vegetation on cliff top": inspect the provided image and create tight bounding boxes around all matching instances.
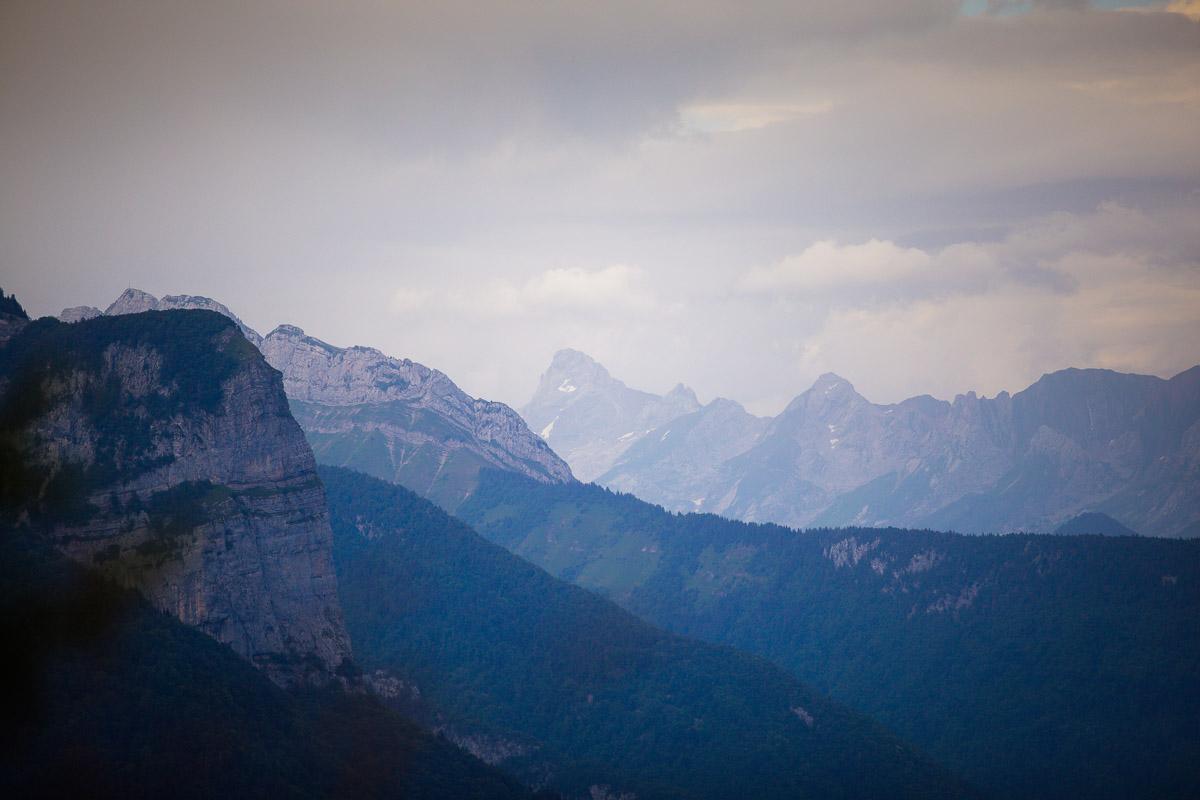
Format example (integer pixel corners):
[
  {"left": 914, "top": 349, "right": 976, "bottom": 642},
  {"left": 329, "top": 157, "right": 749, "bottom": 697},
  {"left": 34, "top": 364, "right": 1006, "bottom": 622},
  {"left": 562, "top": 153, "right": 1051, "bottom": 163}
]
[{"left": 0, "top": 310, "right": 263, "bottom": 520}]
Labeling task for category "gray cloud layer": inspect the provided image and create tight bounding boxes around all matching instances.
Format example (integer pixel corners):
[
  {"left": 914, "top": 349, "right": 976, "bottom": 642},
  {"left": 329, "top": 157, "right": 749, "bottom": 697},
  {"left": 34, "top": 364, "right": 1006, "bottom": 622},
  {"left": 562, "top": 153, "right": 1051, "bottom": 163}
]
[{"left": 3, "top": 1, "right": 1198, "bottom": 412}]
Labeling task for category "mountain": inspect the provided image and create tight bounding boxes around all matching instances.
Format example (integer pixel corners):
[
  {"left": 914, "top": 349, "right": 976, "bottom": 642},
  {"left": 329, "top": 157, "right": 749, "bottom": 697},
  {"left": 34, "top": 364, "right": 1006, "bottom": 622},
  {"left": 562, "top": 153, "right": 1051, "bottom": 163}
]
[
  {"left": 77, "top": 289, "right": 573, "bottom": 508},
  {"left": 320, "top": 465, "right": 977, "bottom": 800},
  {"left": 0, "top": 309, "right": 350, "bottom": 685},
  {"left": 101, "top": 287, "right": 265, "bottom": 345},
  {"left": 456, "top": 469, "right": 1200, "bottom": 800},
  {"left": 597, "top": 397, "right": 768, "bottom": 512},
  {"left": 58, "top": 305, "right": 102, "bottom": 323},
  {"left": 260, "top": 324, "right": 572, "bottom": 508},
  {"left": 521, "top": 349, "right": 700, "bottom": 482},
  {"left": 528, "top": 352, "right": 1200, "bottom": 537},
  {"left": 0, "top": 529, "right": 532, "bottom": 800}
]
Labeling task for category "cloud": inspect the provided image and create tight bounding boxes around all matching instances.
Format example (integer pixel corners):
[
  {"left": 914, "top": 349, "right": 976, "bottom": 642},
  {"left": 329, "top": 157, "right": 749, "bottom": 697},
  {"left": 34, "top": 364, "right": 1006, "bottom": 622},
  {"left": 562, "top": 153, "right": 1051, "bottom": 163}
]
[
  {"left": 741, "top": 201, "right": 1200, "bottom": 405},
  {"left": 742, "top": 239, "right": 948, "bottom": 298},
  {"left": 2, "top": 2, "right": 1197, "bottom": 412},
  {"left": 441, "top": 264, "right": 660, "bottom": 318},
  {"left": 1167, "top": 1, "right": 1200, "bottom": 21}
]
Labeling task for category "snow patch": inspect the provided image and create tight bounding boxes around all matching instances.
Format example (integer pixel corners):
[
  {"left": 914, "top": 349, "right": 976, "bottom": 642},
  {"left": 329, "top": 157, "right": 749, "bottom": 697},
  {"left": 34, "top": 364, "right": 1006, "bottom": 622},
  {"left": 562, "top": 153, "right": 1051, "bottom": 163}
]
[
  {"left": 618, "top": 431, "right": 637, "bottom": 441},
  {"left": 557, "top": 378, "right": 577, "bottom": 393},
  {"left": 660, "top": 430, "right": 671, "bottom": 441},
  {"left": 540, "top": 418, "right": 557, "bottom": 439}
]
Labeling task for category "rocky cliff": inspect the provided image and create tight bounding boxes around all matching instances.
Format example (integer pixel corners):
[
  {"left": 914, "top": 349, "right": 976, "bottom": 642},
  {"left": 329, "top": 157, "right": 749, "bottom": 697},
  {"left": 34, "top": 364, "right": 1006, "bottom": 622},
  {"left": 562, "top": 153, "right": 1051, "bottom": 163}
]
[
  {"left": 259, "top": 324, "right": 573, "bottom": 508},
  {"left": 102, "top": 287, "right": 265, "bottom": 346},
  {"left": 77, "top": 290, "right": 573, "bottom": 509},
  {"left": 0, "top": 309, "right": 351, "bottom": 685}
]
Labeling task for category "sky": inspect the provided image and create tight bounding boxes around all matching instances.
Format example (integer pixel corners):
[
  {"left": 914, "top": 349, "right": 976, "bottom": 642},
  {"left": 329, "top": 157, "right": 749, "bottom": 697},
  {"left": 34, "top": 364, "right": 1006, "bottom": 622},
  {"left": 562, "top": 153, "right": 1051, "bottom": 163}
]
[{"left": 2, "top": 1, "right": 1198, "bottom": 415}]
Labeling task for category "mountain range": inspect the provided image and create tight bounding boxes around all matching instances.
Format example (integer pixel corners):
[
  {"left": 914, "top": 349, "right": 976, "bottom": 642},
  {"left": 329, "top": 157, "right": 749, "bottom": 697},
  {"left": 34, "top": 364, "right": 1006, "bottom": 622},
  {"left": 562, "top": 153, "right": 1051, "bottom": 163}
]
[
  {"left": 522, "top": 349, "right": 703, "bottom": 482},
  {"left": 19, "top": 286, "right": 1197, "bottom": 798},
  {"left": 455, "top": 468, "right": 1200, "bottom": 800},
  {"left": 527, "top": 349, "right": 1200, "bottom": 538},
  {"left": 70, "top": 293, "right": 1199, "bottom": 539},
  {"left": 320, "top": 465, "right": 973, "bottom": 799},
  {"left": 4, "top": 289, "right": 978, "bottom": 797}
]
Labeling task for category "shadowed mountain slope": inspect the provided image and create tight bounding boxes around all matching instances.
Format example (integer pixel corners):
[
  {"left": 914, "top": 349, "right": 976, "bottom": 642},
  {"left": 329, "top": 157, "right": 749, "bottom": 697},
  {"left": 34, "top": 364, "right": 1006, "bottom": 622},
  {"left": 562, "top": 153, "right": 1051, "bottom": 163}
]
[
  {"left": 457, "top": 469, "right": 1200, "bottom": 800},
  {"left": 321, "top": 465, "right": 977, "bottom": 800}
]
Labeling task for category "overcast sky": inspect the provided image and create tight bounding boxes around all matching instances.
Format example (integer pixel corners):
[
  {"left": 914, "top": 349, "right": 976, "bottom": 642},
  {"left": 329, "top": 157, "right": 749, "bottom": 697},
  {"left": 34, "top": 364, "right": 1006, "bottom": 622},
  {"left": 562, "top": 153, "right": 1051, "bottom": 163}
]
[{"left": 3, "top": 1, "right": 1198, "bottom": 414}]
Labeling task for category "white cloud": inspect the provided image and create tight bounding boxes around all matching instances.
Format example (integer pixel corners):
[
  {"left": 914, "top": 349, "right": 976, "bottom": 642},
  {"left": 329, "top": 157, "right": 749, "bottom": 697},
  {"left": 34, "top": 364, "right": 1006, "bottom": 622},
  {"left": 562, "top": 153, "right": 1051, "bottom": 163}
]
[
  {"left": 437, "top": 264, "right": 660, "bottom": 319},
  {"left": 742, "top": 239, "right": 934, "bottom": 292},
  {"left": 754, "top": 202, "right": 1200, "bottom": 404},
  {"left": 520, "top": 264, "right": 656, "bottom": 312}
]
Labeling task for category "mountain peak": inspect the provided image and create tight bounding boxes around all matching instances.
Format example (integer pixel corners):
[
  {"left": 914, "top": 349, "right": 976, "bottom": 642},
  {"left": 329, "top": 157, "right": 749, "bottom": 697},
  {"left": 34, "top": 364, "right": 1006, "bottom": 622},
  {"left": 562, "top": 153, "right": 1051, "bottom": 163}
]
[
  {"left": 800, "top": 373, "right": 861, "bottom": 403},
  {"left": 92, "top": 289, "right": 262, "bottom": 344},
  {"left": 551, "top": 347, "right": 598, "bottom": 366},
  {"left": 59, "top": 305, "right": 102, "bottom": 323},
  {"left": 548, "top": 348, "right": 611, "bottom": 380},
  {"left": 666, "top": 382, "right": 699, "bottom": 404},
  {"left": 105, "top": 287, "right": 161, "bottom": 316},
  {"left": 812, "top": 372, "right": 854, "bottom": 392},
  {"left": 267, "top": 323, "right": 306, "bottom": 338}
]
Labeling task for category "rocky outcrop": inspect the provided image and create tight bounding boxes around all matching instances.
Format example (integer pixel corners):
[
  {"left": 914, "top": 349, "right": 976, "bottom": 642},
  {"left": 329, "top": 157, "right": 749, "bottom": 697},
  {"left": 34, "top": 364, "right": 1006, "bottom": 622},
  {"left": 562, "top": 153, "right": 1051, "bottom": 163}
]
[
  {"left": 0, "top": 310, "right": 351, "bottom": 686},
  {"left": 522, "top": 348, "right": 701, "bottom": 481},
  {"left": 100, "top": 288, "right": 264, "bottom": 345},
  {"left": 58, "top": 305, "right": 103, "bottom": 323},
  {"left": 68, "top": 290, "right": 572, "bottom": 510},
  {"left": 261, "top": 324, "right": 572, "bottom": 508}
]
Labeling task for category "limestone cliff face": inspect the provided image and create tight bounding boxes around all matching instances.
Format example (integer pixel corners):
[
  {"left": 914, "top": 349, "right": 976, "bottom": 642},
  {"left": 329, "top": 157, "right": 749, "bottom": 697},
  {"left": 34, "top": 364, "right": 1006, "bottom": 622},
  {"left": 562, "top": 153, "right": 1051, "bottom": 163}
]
[
  {"left": 260, "top": 324, "right": 573, "bottom": 508},
  {"left": 0, "top": 310, "right": 351, "bottom": 686},
  {"left": 101, "top": 288, "right": 265, "bottom": 346},
  {"left": 75, "top": 290, "right": 573, "bottom": 510}
]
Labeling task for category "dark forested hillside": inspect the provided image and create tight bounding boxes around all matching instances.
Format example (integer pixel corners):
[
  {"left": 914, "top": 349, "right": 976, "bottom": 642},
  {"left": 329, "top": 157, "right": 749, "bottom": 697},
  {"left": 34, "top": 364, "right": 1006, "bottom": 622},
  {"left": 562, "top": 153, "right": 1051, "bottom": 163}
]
[
  {"left": 456, "top": 470, "right": 1200, "bottom": 800},
  {"left": 320, "top": 465, "right": 977, "bottom": 800},
  {"left": 0, "top": 530, "right": 531, "bottom": 800}
]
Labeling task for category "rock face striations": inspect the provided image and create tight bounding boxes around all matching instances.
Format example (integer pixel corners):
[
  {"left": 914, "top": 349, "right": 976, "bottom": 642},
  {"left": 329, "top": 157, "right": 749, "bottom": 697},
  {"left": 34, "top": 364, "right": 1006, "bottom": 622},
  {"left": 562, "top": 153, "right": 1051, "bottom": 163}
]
[
  {"left": 75, "top": 289, "right": 574, "bottom": 510},
  {"left": 101, "top": 287, "right": 265, "bottom": 346},
  {"left": 1, "top": 309, "right": 351, "bottom": 686},
  {"left": 521, "top": 348, "right": 701, "bottom": 482},
  {"left": 530, "top": 352, "right": 1200, "bottom": 537},
  {"left": 259, "top": 324, "right": 573, "bottom": 509}
]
